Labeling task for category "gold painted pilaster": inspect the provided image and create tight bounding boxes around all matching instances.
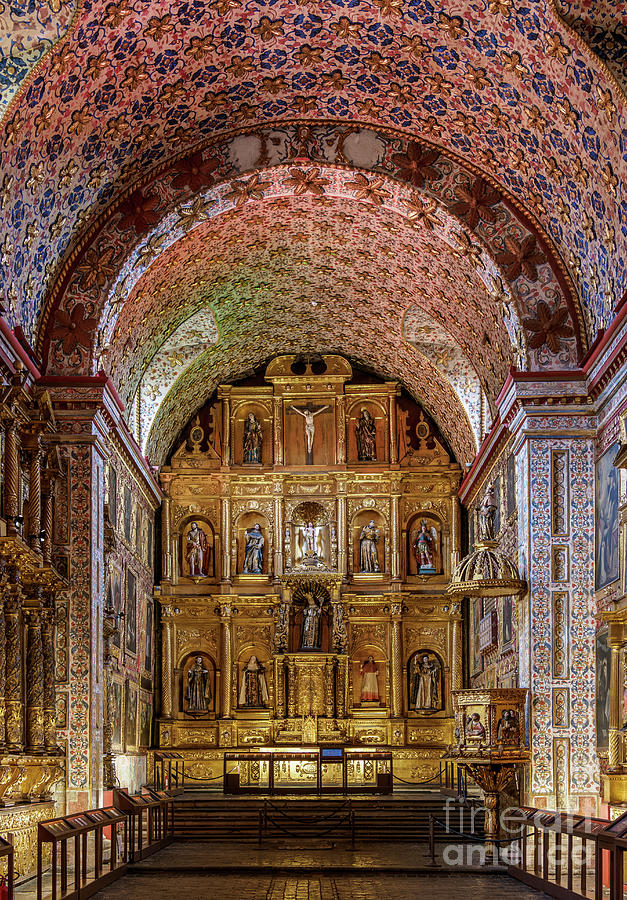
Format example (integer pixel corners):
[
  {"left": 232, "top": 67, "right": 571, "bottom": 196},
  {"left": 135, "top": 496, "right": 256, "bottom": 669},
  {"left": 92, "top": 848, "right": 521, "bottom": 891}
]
[
  {"left": 25, "top": 605, "right": 44, "bottom": 752},
  {"left": 220, "top": 605, "right": 233, "bottom": 718},
  {"left": 388, "top": 392, "right": 398, "bottom": 465},
  {"left": 221, "top": 498, "right": 231, "bottom": 583},
  {"left": 161, "top": 479, "right": 172, "bottom": 583},
  {"left": 161, "top": 610, "right": 174, "bottom": 719},
  {"left": 390, "top": 492, "right": 401, "bottom": 582},
  {"left": 390, "top": 607, "right": 403, "bottom": 718},
  {"left": 41, "top": 471, "right": 55, "bottom": 566},
  {"left": 324, "top": 658, "right": 335, "bottom": 717},
  {"left": 335, "top": 395, "right": 346, "bottom": 465},
  {"left": 336, "top": 656, "right": 347, "bottom": 719},
  {"left": 222, "top": 395, "right": 231, "bottom": 465},
  {"left": 273, "top": 397, "right": 283, "bottom": 466},
  {"left": 273, "top": 492, "right": 283, "bottom": 578},
  {"left": 337, "top": 491, "right": 347, "bottom": 578}
]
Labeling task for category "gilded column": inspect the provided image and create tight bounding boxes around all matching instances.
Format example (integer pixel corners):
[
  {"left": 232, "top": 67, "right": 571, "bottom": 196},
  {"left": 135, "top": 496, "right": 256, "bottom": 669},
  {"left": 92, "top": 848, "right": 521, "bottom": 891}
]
[
  {"left": 25, "top": 604, "right": 45, "bottom": 751},
  {"left": 220, "top": 605, "right": 233, "bottom": 718},
  {"left": 42, "top": 597, "right": 57, "bottom": 751},
  {"left": 42, "top": 470, "right": 55, "bottom": 565},
  {"left": 337, "top": 488, "right": 347, "bottom": 578},
  {"left": 273, "top": 396, "right": 283, "bottom": 466},
  {"left": 274, "top": 657, "right": 286, "bottom": 719},
  {"left": 608, "top": 629, "right": 622, "bottom": 771},
  {"left": 161, "top": 607, "right": 174, "bottom": 719},
  {"left": 390, "top": 491, "right": 401, "bottom": 583},
  {"left": 324, "top": 658, "right": 335, "bottom": 718},
  {"left": 273, "top": 492, "right": 283, "bottom": 578},
  {"left": 4, "top": 422, "right": 19, "bottom": 535},
  {"left": 222, "top": 395, "right": 231, "bottom": 465},
  {"left": 5, "top": 583, "right": 23, "bottom": 750},
  {"left": 287, "top": 657, "right": 297, "bottom": 718},
  {"left": 335, "top": 396, "right": 346, "bottom": 465},
  {"left": 390, "top": 605, "right": 403, "bottom": 718},
  {"left": 0, "top": 589, "right": 6, "bottom": 750},
  {"left": 451, "top": 495, "right": 461, "bottom": 573},
  {"left": 221, "top": 498, "right": 231, "bottom": 583},
  {"left": 450, "top": 601, "right": 463, "bottom": 694},
  {"left": 161, "top": 478, "right": 172, "bottom": 583},
  {"left": 388, "top": 392, "right": 398, "bottom": 464},
  {"left": 336, "top": 657, "right": 347, "bottom": 719},
  {"left": 26, "top": 435, "right": 43, "bottom": 554}
]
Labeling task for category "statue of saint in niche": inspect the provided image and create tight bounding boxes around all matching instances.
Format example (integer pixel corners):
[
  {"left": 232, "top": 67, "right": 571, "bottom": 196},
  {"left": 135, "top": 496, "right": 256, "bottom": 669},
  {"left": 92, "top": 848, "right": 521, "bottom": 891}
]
[
  {"left": 243, "top": 412, "right": 263, "bottom": 464},
  {"left": 186, "top": 522, "right": 209, "bottom": 576},
  {"left": 356, "top": 408, "right": 377, "bottom": 461},
  {"left": 239, "top": 655, "right": 269, "bottom": 708},
  {"left": 413, "top": 521, "right": 437, "bottom": 574},
  {"left": 359, "top": 520, "right": 381, "bottom": 572},
  {"left": 186, "top": 656, "right": 211, "bottom": 712},
  {"left": 300, "top": 594, "right": 322, "bottom": 650},
  {"left": 410, "top": 652, "right": 440, "bottom": 711},
  {"left": 243, "top": 523, "right": 264, "bottom": 574},
  {"left": 478, "top": 483, "right": 497, "bottom": 541},
  {"left": 288, "top": 403, "right": 330, "bottom": 464},
  {"left": 360, "top": 656, "right": 380, "bottom": 702}
]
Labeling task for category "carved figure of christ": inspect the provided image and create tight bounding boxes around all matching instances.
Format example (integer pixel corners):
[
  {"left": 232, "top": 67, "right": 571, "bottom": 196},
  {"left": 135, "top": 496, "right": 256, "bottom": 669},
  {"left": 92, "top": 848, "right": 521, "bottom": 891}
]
[{"left": 288, "top": 403, "right": 330, "bottom": 463}]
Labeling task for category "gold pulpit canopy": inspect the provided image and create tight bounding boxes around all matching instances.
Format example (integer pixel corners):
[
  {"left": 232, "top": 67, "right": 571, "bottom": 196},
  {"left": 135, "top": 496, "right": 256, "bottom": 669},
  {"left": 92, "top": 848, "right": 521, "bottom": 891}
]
[{"left": 447, "top": 540, "right": 527, "bottom": 599}]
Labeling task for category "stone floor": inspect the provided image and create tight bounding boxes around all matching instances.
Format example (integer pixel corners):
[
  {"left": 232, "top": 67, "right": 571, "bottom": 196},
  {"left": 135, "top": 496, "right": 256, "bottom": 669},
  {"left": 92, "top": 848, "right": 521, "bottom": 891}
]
[{"left": 91, "top": 872, "right": 551, "bottom": 899}]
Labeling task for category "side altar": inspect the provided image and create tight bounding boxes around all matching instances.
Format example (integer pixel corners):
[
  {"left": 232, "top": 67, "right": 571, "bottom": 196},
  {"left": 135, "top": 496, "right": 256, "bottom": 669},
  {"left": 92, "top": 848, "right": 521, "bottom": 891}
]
[{"left": 153, "top": 355, "right": 463, "bottom": 784}]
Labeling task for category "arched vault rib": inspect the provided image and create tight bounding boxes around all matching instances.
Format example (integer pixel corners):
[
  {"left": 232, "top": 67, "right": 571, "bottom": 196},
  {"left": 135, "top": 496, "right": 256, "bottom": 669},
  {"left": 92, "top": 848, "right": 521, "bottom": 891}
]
[{"left": 146, "top": 329, "right": 477, "bottom": 468}]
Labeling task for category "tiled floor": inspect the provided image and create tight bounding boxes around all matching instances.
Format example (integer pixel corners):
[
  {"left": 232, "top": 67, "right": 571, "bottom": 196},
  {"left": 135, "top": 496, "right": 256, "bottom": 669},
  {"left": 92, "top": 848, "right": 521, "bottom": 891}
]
[{"left": 91, "top": 873, "right": 551, "bottom": 899}]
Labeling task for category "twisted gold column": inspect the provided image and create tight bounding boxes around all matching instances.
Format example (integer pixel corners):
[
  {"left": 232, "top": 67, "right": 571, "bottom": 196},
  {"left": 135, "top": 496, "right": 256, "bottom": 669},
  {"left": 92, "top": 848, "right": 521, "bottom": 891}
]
[
  {"left": 27, "top": 436, "right": 43, "bottom": 554},
  {"left": 4, "top": 423, "right": 19, "bottom": 535},
  {"left": 5, "top": 584, "right": 23, "bottom": 750},
  {"left": 450, "top": 601, "right": 463, "bottom": 694},
  {"left": 0, "top": 591, "right": 6, "bottom": 751},
  {"left": 609, "top": 632, "right": 622, "bottom": 771},
  {"left": 42, "top": 470, "right": 55, "bottom": 565},
  {"left": 42, "top": 597, "right": 57, "bottom": 751},
  {"left": 25, "top": 604, "right": 45, "bottom": 751}
]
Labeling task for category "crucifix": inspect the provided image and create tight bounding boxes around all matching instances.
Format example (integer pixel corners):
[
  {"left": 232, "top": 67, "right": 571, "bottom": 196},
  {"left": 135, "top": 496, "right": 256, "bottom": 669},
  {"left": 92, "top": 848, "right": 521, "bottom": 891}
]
[{"left": 288, "top": 402, "right": 330, "bottom": 464}]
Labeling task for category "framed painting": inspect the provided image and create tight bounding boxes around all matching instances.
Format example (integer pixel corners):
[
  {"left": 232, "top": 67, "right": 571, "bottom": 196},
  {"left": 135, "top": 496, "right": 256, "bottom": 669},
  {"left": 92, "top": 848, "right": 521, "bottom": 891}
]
[
  {"left": 125, "top": 569, "right": 137, "bottom": 656},
  {"left": 123, "top": 485, "right": 132, "bottom": 543},
  {"left": 595, "top": 443, "right": 619, "bottom": 590},
  {"left": 108, "top": 566, "right": 122, "bottom": 649},
  {"left": 139, "top": 699, "right": 152, "bottom": 748},
  {"left": 125, "top": 682, "right": 138, "bottom": 751},
  {"left": 505, "top": 453, "right": 516, "bottom": 519},
  {"left": 501, "top": 595, "right": 514, "bottom": 648},
  {"left": 596, "top": 627, "right": 611, "bottom": 748},
  {"left": 144, "top": 600, "right": 153, "bottom": 672},
  {"left": 471, "top": 597, "right": 483, "bottom": 675},
  {"left": 110, "top": 679, "right": 123, "bottom": 751}
]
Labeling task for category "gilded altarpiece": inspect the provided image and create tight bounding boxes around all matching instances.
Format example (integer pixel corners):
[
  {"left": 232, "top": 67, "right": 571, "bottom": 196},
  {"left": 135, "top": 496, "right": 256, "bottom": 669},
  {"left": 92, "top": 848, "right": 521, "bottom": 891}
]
[{"left": 155, "top": 357, "right": 462, "bottom": 783}]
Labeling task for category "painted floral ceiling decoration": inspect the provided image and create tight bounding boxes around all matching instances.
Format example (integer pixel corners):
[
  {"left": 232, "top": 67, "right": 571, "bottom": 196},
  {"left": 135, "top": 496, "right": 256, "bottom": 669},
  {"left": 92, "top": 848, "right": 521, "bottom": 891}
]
[
  {"left": 0, "top": 0, "right": 624, "bottom": 362},
  {"left": 556, "top": 0, "right": 627, "bottom": 87}
]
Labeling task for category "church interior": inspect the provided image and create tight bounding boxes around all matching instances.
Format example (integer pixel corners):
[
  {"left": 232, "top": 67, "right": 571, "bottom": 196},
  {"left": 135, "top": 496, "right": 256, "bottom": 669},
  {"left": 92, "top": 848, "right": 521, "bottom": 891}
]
[{"left": 0, "top": 0, "right": 625, "bottom": 896}]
